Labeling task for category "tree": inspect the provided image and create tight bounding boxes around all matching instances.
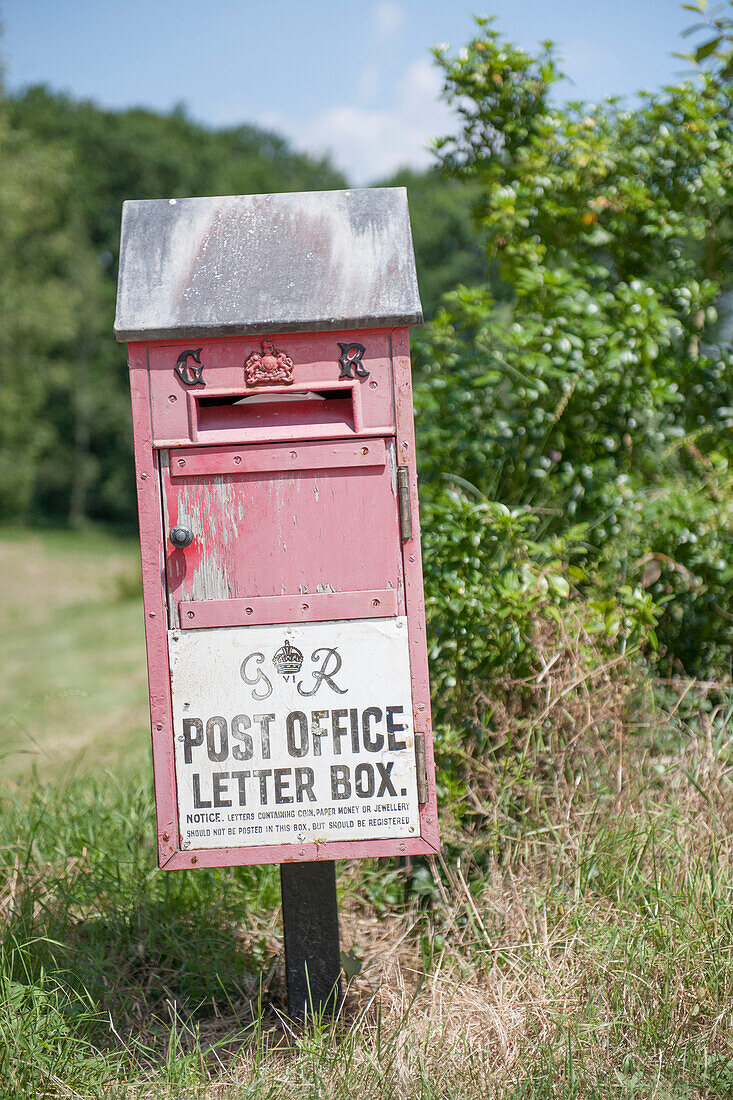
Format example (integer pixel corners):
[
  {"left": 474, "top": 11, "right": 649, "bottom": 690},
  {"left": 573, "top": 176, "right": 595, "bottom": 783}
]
[
  {"left": 3, "top": 88, "right": 347, "bottom": 528},
  {"left": 0, "top": 94, "right": 82, "bottom": 520},
  {"left": 416, "top": 17, "right": 733, "bottom": 679}
]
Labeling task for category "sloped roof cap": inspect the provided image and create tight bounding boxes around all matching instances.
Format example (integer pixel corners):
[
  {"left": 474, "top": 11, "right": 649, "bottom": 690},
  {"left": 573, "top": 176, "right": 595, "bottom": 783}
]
[{"left": 114, "top": 187, "right": 422, "bottom": 342}]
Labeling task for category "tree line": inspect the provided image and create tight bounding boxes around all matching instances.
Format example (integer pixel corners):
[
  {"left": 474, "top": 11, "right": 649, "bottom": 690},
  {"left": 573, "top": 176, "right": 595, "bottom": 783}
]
[{"left": 0, "top": 84, "right": 483, "bottom": 530}]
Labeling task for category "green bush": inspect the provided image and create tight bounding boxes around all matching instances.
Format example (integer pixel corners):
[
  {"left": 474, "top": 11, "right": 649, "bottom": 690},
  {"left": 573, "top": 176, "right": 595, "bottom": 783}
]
[{"left": 416, "top": 17, "right": 733, "bottom": 681}]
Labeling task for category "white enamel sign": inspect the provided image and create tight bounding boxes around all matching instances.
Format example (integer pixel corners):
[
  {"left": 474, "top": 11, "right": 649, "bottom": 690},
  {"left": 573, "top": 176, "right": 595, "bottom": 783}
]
[{"left": 169, "top": 617, "right": 420, "bottom": 849}]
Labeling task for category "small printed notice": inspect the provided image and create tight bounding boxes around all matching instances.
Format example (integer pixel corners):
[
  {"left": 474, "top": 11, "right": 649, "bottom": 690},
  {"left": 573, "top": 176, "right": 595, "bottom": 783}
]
[{"left": 169, "top": 617, "right": 420, "bottom": 849}]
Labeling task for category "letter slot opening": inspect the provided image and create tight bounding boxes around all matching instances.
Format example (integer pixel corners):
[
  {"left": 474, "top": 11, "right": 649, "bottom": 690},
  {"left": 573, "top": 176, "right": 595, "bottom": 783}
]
[{"left": 194, "top": 388, "right": 356, "bottom": 436}]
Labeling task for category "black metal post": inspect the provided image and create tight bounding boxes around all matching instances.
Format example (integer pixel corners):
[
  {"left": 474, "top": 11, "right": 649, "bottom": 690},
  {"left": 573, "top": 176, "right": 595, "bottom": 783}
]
[{"left": 280, "top": 861, "right": 342, "bottom": 1019}]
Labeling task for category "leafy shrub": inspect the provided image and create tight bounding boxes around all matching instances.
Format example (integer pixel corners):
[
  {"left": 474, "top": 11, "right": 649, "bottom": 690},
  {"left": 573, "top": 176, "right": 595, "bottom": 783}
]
[{"left": 416, "top": 17, "right": 733, "bottom": 679}]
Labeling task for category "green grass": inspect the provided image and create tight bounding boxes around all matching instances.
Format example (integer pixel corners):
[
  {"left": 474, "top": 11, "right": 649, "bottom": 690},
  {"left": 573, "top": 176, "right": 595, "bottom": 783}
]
[
  {"left": 0, "top": 527, "right": 150, "bottom": 779},
  {"left": 2, "top": 529, "right": 733, "bottom": 1097}
]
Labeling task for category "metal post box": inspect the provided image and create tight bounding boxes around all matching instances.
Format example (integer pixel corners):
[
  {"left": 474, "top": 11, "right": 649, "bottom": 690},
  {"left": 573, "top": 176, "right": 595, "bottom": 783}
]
[{"left": 114, "top": 188, "right": 439, "bottom": 869}]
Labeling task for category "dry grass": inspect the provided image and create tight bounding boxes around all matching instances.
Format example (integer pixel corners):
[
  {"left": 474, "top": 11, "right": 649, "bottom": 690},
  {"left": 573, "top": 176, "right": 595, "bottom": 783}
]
[
  {"left": 89, "top": 681, "right": 731, "bottom": 1099},
  {"left": 2, "top": 530, "right": 732, "bottom": 1097}
]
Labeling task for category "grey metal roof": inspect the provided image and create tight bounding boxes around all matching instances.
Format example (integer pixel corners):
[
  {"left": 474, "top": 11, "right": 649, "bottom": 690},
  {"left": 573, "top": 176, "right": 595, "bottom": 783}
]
[{"left": 114, "top": 187, "right": 423, "bottom": 342}]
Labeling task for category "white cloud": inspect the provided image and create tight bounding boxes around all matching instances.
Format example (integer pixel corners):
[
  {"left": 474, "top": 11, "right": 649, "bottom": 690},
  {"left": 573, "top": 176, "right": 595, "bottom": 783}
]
[
  {"left": 375, "top": 1, "right": 404, "bottom": 40},
  {"left": 261, "top": 57, "right": 454, "bottom": 185}
]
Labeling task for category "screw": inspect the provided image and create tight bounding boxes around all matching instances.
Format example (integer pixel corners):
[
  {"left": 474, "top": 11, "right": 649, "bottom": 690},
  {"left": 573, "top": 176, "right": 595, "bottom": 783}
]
[
  {"left": 140, "top": 473, "right": 148, "bottom": 480},
  {"left": 409, "top": 555, "right": 415, "bottom": 563},
  {"left": 186, "top": 611, "right": 195, "bottom": 619},
  {"left": 148, "top": 612, "right": 155, "bottom": 618},
  {"left": 161, "top": 833, "right": 169, "bottom": 843},
  {"left": 155, "top": 722, "right": 163, "bottom": 731},
  {"left": 299, "top": 849, "right": 306, "bottom": 857},
  {"left": 361, "top": 447, "right": 369, "bottom": 455},
  {"left": 233, "top": 455, "right": 242, "bottom": 465},
  {"left": 369, "top": 381, "right": 377, "bottom": 389},
  {"left": 302, "top": 603, "right": 309, "bottom": 611},
  {"left": 168, "top": 395, "right": 177, "bottom": 403},
  {"left": 191, "top": 856, "right": 198, "bottom": 864},
  {"left": 245, "top": 607, "right": 253, "bottom": 615},
  {"left": 177, "top": 458, "right": 186, "bottom": 468},
  {"left": 372, "top": 599, "right": 380, "bottom": 607},
  {"left": 399, "top": 844, "right": 406, "bottom": 853}
]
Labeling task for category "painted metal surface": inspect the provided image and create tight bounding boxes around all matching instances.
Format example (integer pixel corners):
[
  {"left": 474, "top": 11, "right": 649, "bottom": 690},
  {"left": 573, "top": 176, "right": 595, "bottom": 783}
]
[
  {"left": 169, "top": 617, "right": 420, "bottom": 850},
  {"left": 161, "top": 436, "right": 404, "bottom": 624},
  {"left": 178, "top": 589, "right": 399, "bottom": 629},
  {"left": 144, "top": 330, "right": 394, "bottom": 447},
  {"left": 127, "top": 326, "right": 439, "bottom": 868},
  {"left": 114, "top": 188, "right": 423, "bottom": 342},
  {"left": 168, "top": 438, "right": 388, "bottom": 479}
]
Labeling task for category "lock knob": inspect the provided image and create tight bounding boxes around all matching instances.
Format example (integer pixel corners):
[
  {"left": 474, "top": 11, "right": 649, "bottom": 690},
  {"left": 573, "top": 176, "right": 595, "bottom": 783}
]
[{"left": 169, "top": 525, "right": 194, "bottom": 549}]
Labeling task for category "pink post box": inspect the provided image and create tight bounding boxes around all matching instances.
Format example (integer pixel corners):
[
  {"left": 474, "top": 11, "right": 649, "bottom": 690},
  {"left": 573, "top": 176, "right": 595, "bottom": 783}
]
[{"left": 114, "top": 188, "right": 439, "bottom": 870}]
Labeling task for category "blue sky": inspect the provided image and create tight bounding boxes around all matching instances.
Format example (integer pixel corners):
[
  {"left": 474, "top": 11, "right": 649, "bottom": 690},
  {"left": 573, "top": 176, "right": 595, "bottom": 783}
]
[{"left": 2, "top": 1, "right": 694, "bottom": 185}]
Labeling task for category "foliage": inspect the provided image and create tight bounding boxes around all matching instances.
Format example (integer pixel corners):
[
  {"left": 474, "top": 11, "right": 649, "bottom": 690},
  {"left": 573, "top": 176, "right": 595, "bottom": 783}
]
[
  {"left": 415, "top": 16, "right": 733, "bottom": 685},
  {"left": 680, "top": 0, "right": 733, "bottom": 79},
  {"left": 0, "top": 109, "right": 79, "bottom": 520},
  {"left": 0, "top": 87, "right": 347, "bottom": 528},
  {"left": 0, "top": 82, "right": 486, "bottom": 529}
]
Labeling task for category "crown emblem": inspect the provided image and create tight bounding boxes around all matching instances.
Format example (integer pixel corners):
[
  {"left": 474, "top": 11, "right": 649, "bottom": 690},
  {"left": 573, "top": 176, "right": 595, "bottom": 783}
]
[
  {"left": 244, "top": 340, "right": 294, "bottom": 387},
  {"left": 272, "top": 639, "right": 304, "bottom": 681}
]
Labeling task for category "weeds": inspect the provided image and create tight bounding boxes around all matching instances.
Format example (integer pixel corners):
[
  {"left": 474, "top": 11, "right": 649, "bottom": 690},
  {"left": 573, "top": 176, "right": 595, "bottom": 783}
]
[{"left": 1, "top": 679, "right": 732, "bottom": 1097}]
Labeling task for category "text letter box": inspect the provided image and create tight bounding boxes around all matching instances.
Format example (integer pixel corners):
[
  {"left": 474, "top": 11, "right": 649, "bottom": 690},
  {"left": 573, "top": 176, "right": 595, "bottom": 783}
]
[{"left": 115, "top": 188, "right": 439, "bottom": 869}]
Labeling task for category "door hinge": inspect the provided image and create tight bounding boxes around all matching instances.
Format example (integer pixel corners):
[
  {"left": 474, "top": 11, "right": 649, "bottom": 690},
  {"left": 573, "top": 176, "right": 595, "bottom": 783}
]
[
  {"left": 397, "top": 466, "right": 412, "bottom": 541},
  {"left": 414, "top": 731, "right": 428, "bottom": 803}
]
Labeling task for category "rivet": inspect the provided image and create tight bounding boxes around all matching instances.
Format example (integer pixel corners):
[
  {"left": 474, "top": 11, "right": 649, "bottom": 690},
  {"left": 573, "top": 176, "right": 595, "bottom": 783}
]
[
  {"left": 177, "top": 458, "right": 186, "bottom": 467},
  {"left": 168, "top": 395, "right": 177, "bottom": 403},
  {"left": 191, "top": 855, "right": 198, "bottom": 864},
  {"left": 186, "top": 611, "right": 195, "bottom": 619},
  {"left": 299, "top": 849, "right": 306, "bottom": 857},
  {"left": 233, "top": 455, "right": 242, "bottom": 465}
]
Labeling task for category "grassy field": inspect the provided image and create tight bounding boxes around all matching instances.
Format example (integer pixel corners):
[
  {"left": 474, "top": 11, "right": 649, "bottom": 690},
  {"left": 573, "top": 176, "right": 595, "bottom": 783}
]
[
  {"left": 1, "top": 530, "right": 733, "bottom": 1098},
  {"left": 0, "top": 528, "right": 150, "bottom": 780}
]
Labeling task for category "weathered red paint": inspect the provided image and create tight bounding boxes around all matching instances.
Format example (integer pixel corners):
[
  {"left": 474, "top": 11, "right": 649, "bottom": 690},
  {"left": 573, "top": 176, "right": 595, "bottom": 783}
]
[
  {"left": 127, "top": 326, "right": 439, "bottom": 868},
  {"left": 178, "top": 588, "right": 400, "bottom": 629}
]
